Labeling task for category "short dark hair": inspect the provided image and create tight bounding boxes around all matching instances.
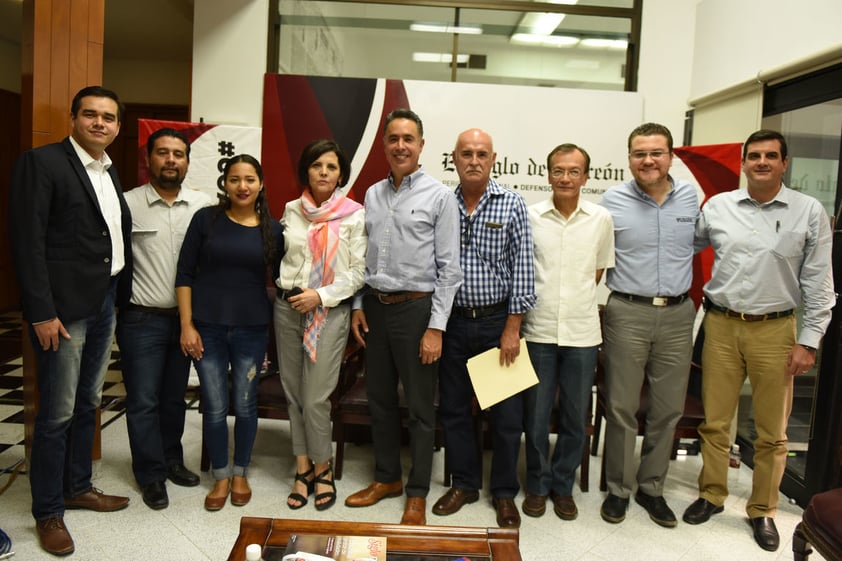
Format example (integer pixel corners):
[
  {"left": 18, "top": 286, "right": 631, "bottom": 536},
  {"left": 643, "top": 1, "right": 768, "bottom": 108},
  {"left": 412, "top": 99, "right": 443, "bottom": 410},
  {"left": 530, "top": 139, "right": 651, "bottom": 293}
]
[
  {"left": 742, "top": 129, "right": 788, "bottom": 161},
  {"left": 628, "top": 122, "right": 673, "bottom": 152},
  {"left": 297, "top": 139, "right": 351, "bottom": 189},
  {"left": 546, "top": 143, "right": 591, "bottom": 174},
  {"left": 147, "top": 128, "right": 191, "bottom": 160},
  {"left": 71, "top": 85, "right": 124, "bottom": 121},
  {"left": 383, "top": 108, "right": 423, "bottom": 138}
]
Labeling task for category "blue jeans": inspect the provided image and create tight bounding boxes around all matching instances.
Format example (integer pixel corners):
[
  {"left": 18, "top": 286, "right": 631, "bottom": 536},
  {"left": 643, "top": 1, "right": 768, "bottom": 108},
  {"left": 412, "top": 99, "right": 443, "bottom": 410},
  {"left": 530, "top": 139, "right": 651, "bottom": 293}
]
[
  {"left": 116, "top": 309, "right": 190, "bottom": 486},
  {"left": 439, "top": 310, "right": 523, "bottom": 498},
  {"left": 523, "top": 342, "right": 597, "bottom": 497},
  {"left": 29, "top": 281, "right": 117, "bottom": 521},
  {"left": 194, "top": 321, "right": 267, "bottom": 481}
]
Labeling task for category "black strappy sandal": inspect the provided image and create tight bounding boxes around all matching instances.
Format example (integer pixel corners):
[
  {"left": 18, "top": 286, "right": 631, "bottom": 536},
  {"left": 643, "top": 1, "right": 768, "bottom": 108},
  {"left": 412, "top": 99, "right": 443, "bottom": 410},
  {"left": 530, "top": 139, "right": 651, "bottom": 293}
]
[
  {"left": 314, "top": 465, "right": 337, "bottom": 511},
  {"left": 287, "top": 465, "right": 315, "bottom": 510}
]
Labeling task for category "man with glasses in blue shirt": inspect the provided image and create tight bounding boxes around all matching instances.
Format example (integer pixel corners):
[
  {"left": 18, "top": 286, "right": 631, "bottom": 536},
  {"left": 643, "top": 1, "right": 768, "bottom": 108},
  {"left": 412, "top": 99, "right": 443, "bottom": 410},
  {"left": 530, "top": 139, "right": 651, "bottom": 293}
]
[
  {"left": 431, "top": 128, "right": 535, "bottom": 528},
  {"left": 599, "top": 123, "right": 699, "bottom": 528}
]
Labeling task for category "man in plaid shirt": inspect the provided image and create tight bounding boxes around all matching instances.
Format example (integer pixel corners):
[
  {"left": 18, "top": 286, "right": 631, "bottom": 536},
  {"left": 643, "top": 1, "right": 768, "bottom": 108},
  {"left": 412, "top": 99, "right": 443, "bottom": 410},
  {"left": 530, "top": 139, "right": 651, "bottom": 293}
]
[{"left": 432, "top": 128, "right": 536, "bottom": 528}]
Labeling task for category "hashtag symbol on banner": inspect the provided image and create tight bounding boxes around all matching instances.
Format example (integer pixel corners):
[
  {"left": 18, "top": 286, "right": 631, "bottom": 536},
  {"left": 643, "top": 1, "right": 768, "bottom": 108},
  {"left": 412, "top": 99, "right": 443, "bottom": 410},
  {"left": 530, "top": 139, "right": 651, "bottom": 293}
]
[{"left": 218, "top": 141, "right": 235, "bottom": 157}]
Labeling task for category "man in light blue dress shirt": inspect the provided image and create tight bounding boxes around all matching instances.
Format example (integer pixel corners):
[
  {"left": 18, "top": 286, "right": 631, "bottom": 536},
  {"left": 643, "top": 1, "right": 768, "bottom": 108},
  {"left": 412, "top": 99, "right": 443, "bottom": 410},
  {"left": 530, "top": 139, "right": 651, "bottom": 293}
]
[
  {"left": 599, "top": 123, "right": 699, "bottom": 528},
  {"left": 346, "top": 109, "right": 462, "bottom": 526},
  {"left": 684, "top": 130, "right": 834, "bottom": 552}
]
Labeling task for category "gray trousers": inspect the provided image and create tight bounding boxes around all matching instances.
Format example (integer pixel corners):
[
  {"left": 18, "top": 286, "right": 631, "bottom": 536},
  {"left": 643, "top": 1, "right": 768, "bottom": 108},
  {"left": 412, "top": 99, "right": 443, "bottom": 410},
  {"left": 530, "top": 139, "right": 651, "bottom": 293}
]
[
  {"left": 602, "top": 295, "right": 694, "bottom": 498},
  {"left": 274, "top": 297, "right": 351, "bottom": 463}
]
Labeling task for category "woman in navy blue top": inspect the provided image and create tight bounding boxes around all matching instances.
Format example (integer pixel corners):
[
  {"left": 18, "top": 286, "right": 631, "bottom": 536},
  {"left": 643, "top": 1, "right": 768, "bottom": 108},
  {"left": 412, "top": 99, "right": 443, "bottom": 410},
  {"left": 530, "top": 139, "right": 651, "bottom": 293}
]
[{"left": 176, "top": 154, "right": 283, "bottom": 511}]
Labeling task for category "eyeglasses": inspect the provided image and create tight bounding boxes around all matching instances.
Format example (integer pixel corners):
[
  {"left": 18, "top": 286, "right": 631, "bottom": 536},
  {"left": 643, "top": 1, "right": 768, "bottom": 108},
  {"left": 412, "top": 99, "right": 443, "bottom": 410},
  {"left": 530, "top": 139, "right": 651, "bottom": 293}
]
[
  {"left": 549, "top": 168, "right": 583, "bottom": 179},
  {"left": 462, "top": 218, "right": 473, "bottom": 246},
  {"left": 629, "top": 150, "right": 670, "bottom": 160}
]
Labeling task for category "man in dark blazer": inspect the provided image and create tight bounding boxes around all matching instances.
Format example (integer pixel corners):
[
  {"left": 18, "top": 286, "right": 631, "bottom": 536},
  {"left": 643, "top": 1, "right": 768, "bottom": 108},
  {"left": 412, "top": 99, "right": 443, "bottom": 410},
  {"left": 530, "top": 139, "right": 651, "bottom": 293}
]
[{"left": 9, "top": 85, "right": 133, "bottom": 556}]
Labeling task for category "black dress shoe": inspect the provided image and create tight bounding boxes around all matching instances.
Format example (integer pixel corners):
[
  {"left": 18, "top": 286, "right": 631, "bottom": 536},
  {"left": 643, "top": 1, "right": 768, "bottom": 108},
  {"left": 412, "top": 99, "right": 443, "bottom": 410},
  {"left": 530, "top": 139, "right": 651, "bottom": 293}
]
[
  {"left": 683, "top": 498, "right": 724, "bottom": 525},
  {"left": 600, "top": 494, "right": 629, "bottom": 523},
  {"left": 634, "top": 491, "right": 677, "bottom": 528},
  {"left": 750, "top": 516, "right": 779, "bottom": 551},
  {"left": 142, "top": 481, "right": 169, "bottom": 510},
  {"left": 167, "top": 463, "right": 200, "bottom": 487}
]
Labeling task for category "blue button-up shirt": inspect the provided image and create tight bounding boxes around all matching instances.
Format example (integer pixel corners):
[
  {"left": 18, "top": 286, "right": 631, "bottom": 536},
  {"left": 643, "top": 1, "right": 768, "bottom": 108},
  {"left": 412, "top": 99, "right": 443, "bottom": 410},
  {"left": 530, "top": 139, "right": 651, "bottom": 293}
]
[
  {"left": 358, "top": 167, "right": 462, "bottom": 330},
  {"left": 454, "top": 179, "right": 536, "bottom": 314},
  {"left": 601, "top": 177, "right": 699, "bottom": 297}
]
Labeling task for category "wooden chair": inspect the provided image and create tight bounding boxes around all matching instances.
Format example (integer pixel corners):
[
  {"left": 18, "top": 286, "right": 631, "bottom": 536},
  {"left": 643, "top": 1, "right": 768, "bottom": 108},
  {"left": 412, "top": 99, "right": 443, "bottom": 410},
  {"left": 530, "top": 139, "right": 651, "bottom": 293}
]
[
  {"left": 331, "top": 371, "right": 445, "bottom": 480},
  {"left": 199, "top": 333, "right": 363, "bottom": 472},
  {"left": 793, "top": 447, "right": 842, "bottom": 561},
  {"left": 590, "top": 335, "right": 706, "bottom": 492}
]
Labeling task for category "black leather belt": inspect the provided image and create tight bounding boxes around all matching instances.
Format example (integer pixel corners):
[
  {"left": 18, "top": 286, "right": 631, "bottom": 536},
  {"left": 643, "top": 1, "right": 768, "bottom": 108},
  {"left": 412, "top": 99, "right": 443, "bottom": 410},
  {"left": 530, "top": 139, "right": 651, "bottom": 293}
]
[
  {"left": 612, "top": 291, "right": 689, "bottom": 307},
  {"left": 704, "top": 299, "right": 794, "bottom": 322},
  {"left": 369, "top": 289, "right": 432, "bottom": 305},
  {"left": 452, "top": 300, "right": 508, "bottom": 319},
  {"left": 125, "top": 304, "right": 178, "bottom": 317}
]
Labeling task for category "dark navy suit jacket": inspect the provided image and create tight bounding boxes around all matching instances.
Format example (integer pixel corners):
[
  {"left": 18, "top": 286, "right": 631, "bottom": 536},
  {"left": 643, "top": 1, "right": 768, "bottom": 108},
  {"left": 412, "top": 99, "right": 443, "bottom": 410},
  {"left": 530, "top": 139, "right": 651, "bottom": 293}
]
[{"left": 9, "top": 137, "right": 132, "bottom": 325}]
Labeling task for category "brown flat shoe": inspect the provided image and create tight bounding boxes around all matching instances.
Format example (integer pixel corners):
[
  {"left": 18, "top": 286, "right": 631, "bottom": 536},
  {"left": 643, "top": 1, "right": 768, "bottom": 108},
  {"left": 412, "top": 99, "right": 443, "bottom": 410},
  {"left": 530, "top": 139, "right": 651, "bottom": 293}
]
[
  {"left": 400, "top": 497, "right": 426, "bottom": 525},
  {"left": 230, "top": 475, "right": 252, "bottom": 506},
  {"left": 36, "top": 516, "right": 74, "bottom": 556},
  {"left": 432, "top": 487, "right": 479, "bottom": 516},
  {"left": 345, "top": 480, "right": 403, "bottom": 507},
  {"left": 204, "top": 479, "right": 230, "bottom": 511},
  {"left": 64, "top": 487, "right": 129, "bottom": 512},
  {"left": 522, "top": 493, "right": 547, "bottom": 517}
]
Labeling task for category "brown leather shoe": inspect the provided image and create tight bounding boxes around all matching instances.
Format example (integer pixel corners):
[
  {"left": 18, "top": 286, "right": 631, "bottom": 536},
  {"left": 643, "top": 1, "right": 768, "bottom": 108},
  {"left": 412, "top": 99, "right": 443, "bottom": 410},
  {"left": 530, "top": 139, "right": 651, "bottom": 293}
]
[
  {"left": 432, "top": 487, "right": 479, "bottom": 516},
  {"left": 345, "top": 480, "right": 403, "bottom": 507},
  {"left": 493, "top": 497, "right": 521, "bottom": 528},
  {"left": 230, "top": 475, "right": 252, "bottom": 506},
  {"left": 522, "top": 493, "right": 547, "bottom": 517},
  {"left": 400, "top": 497, "right": 427, "bottom": 525},
  {"left": 36, "top": 516, "right": 75, "bottom": 556},
  {"left": 550, "top": 492, "right": 578, "bottom": 520},
  {"left": 64, "top": 487, "right": 129, "bottom": 512}
]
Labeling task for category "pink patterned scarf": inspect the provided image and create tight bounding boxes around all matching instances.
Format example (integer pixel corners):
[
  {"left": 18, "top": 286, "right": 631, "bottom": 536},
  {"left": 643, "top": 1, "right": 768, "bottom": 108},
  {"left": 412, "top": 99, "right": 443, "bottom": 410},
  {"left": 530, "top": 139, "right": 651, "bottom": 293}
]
[{"left": 301, "top": 188, "right": 362, "bottom": 362}]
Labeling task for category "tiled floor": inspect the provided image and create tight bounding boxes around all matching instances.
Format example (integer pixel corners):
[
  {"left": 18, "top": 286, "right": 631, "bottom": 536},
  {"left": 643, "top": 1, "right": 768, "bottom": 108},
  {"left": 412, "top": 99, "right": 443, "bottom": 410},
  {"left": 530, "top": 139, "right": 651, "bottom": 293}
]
[{"left": 0, "top": 313, "right": 825, "bottom": 561}]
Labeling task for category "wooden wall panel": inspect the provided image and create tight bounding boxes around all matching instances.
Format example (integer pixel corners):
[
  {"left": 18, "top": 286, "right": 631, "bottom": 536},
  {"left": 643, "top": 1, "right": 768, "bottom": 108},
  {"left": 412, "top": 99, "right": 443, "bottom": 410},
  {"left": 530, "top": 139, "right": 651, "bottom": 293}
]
[{"left": 20, "top": 0, "right": 108, "bottom": 465}]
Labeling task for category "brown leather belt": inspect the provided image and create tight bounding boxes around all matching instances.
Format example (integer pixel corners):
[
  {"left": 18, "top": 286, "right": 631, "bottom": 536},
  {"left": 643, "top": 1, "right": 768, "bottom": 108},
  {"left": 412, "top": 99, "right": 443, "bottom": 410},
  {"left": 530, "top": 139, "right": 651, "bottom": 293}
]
[
  {"left": 704, "top": 299, "right": 794, "bottom": 322},
  {"left": 369, "top": 289, "right": 432, "bottom": 305}
]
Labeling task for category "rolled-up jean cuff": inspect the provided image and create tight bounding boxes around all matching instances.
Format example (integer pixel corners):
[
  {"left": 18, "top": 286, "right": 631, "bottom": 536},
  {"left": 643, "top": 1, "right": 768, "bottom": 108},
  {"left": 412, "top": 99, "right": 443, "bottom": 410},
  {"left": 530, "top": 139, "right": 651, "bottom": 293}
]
[
  {"left": 233, "top": 465, "right": 247, "bottom": 478},
  {"left": 211, "top": 465, "right": 232, "bottom": 481}
]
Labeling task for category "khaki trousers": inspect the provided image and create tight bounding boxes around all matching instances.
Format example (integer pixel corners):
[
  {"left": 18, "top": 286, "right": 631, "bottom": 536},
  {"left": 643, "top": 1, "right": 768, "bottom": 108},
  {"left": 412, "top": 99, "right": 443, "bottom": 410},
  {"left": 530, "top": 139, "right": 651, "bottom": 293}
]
[{"left": 697, "top": 310, "right": 795, "bottom": 518}]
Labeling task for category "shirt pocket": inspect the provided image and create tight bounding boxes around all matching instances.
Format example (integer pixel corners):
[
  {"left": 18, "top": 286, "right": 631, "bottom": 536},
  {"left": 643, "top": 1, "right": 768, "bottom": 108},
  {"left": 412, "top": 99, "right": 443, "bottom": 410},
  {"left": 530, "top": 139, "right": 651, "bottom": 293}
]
[
  {"left": 665, "top": 219, "right": 696, "bottom": 259},
  {"left": 476, "top": 223, "right": 507, "bottom": 263},
  {"left": 771, "top": 230, "right": 806, "bottom": 260}
]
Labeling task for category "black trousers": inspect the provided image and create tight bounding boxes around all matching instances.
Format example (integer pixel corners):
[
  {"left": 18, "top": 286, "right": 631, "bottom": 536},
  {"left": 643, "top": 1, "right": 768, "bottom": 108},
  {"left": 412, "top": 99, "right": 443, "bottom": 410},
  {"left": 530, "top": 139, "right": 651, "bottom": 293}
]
[{"left": 363, "top": 293, "right": 438, "bottom": 498}]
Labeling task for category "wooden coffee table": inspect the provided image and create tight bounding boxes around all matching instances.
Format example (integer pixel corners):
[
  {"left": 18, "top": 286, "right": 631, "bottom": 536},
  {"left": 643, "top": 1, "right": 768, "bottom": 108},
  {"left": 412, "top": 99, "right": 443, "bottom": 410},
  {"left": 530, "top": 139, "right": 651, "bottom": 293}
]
[{"left": 227, "top": 517, "right": 522, "bottom": 560}]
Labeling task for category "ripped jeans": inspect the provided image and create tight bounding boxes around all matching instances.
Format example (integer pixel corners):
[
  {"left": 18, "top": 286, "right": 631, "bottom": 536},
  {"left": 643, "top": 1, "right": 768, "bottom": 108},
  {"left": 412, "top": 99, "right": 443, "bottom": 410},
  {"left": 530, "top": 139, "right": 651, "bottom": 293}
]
[{"left": 193, "top": 320, "right": 267, "bottom": 481}]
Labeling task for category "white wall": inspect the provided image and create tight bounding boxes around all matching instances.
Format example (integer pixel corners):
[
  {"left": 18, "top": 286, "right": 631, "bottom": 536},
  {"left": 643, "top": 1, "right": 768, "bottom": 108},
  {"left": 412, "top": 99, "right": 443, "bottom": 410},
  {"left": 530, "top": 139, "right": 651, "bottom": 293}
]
[
  {"left": 191, "top": 0, "right": 268, "bottom": 126},
  {"left": 690, "top": 0, "right": 842, "bottom": 101},
  {"left": 636, "top": 0, "right": 701, "bottom": 142}
]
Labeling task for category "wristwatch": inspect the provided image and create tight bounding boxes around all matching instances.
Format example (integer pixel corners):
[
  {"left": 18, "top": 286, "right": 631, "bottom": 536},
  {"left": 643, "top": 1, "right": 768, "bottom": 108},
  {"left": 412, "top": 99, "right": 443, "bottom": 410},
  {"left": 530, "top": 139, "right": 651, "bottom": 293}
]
[{"left": 801, "top": 344, "right": 817, "bottom": 352}]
